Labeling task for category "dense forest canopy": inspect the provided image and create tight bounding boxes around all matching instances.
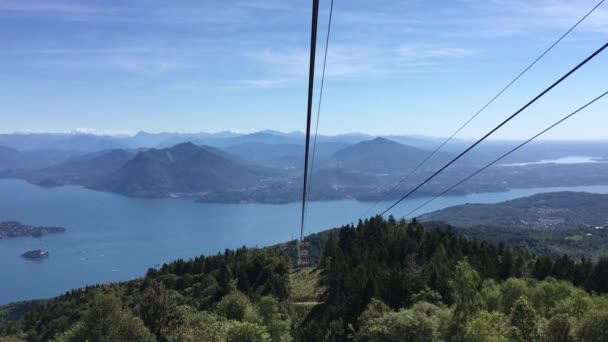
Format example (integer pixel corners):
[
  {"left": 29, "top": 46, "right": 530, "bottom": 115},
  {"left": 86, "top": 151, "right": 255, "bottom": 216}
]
[{"left": 2, "top": 217, "right": 608, "bottom": 341}]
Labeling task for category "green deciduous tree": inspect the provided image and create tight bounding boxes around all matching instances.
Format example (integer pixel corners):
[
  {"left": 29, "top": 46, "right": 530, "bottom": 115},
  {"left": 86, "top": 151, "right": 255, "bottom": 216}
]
[
  {"left": 450, "top": 260, "right": 483, "bottom": 319},
  {"left": 136, "top": 280, "right": 182, "bottom": 339},
  {"left": 356, "top": 308, "right": 439, "bottom": 342},
  {"left": 52, "top": 294, "right": 155, "bottom": 342},
  {"left": 575, "top": 309, "right": 608, "bottom": 342},
  {"left": 480, "top": 279, "right": 501, "bottom": 312},
  {"left": 255, "top": 296, "right": 291, "bottom": 342},
  {"left": 357, "top": 298, "right": 391, "bottom": 328},
  {"left": 510, "top": 297, "right": 542, "bottom": 342},
  {"left": 464, "top": 311, "right": 514, "bottom": 342},
  {"left": 356, "top": 300, "right": 450, "bottom": 342},
  {"left": 544, "top": 314, "right": 574, "bottom": 342},
  {"left": 499, "top": 278, "right": 526, "bottom": 315},
  {"left": 215, "top": 291, "right": 256, "bottom": 321},
  {"left": 162, "top": 308, "right": 226, "bottom": 342},
  {"left": 225, "top": 321, "right": 271, "bottom": 342}
]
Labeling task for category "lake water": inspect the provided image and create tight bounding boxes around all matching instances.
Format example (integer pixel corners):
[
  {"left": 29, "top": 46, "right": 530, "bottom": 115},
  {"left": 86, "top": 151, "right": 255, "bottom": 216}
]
[
  {"left": 2, "top": 179, "right": 608, "bottom": 304},
  {"left": 501, "top": 156, "right": 606, "bottom": 167}
]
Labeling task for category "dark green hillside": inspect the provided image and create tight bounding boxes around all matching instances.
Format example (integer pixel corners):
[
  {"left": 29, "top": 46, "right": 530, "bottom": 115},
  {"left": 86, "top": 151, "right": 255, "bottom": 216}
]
[
  {"left": 0, "top": 248, "right": 291, "bottom": 342},
  {"left": 420, "top": 192, "right": 608, "bottom": 230},
  {"left": 97, "top": 142, "right": 265, "bottom": 197},
  {"left": 455, "top": 226, "right": 608, "bottom": 261},
  {"left": 3, "top": 218, "right": 608, "bottom": 341},
  {"left": 297, "top": 217, "right": 608, "bottom": 341}
]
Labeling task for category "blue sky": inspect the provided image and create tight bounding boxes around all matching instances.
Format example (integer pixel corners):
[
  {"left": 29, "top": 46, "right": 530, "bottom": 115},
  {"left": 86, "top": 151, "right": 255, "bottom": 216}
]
[{"left": 0, "top": 0, "right": 607, "bottom": 139}]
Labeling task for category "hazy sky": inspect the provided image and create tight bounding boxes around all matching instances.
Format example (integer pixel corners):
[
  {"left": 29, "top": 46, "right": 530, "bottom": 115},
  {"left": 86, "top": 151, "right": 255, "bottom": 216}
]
[{"left": 0, "top": 0, "right": 607, "bottom": 139}]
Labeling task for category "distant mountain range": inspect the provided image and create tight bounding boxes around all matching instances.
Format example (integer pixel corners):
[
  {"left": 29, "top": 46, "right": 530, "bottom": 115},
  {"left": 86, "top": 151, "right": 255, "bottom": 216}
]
[
  {"left": 420, "top": 192, "right": 608, "bottom": 230},
  {"left": 1, "top": 130, "right": 608, "bottom": 203},
  {"left": 0, "top": 130, "right": 453, "bottom": 152},
  {"left": 0, "top": 133, "right": 128, "bottom": 152}
]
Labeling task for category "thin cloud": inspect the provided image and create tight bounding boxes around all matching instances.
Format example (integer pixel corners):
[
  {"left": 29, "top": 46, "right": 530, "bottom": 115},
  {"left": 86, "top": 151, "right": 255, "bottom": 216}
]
[
  {"left": 1, "top": 0, "right": 603, "bottom": 89},
  {"left": 236, "top": 0, "right": 305, "bottom": 12},
  {"left": 0, "top": 45, "right": 196, "bottom": 74},
  {"left": 0, "top": 0, "right": 252, "bottom": 26},
  {"left": 469, "top": 0, "right": 608, "bottom": 36},
  {"left": 338, "top": 0, "right": 608, "bottom": 40},
  {"left": 240, "top": 43, "right": 478, "bottom": 85},
  {"left": 232, "top": 77, "right": 300, "bottom": 89},
  {"left": 0, "top": 0, "right": 116, "bottom": 14}
]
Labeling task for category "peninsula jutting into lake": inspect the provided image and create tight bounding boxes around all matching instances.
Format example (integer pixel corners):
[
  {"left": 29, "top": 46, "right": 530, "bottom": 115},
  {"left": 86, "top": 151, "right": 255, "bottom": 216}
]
[{"left": 0, "top": 221, "right": 66, "bottom": 239}]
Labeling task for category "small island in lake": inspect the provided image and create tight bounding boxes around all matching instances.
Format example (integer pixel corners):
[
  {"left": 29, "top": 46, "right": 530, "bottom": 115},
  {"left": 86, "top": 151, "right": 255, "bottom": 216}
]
[
  {"left": 21, "top": 250, "right": 49, "bottom": 261},
  {"left": 0, "top": 221, "right": 66, "bottom": 239}
]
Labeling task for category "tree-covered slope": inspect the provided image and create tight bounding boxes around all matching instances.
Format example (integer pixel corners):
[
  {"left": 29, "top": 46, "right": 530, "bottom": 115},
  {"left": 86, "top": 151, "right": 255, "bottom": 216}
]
[
  {"left": 297, "top": 217, "right": 608, "bottom": 341},
  {"left": 326, "top": 137, "right": 451, "bottom": 173},
  {"left": 3, "top": 218, "right": 608, "bottom": 341},
  {"left": 1, "top": 149, "right": 136, "bottom": 187},
  {"left": 96, "top": 142, "right": 265, "bottom": 197},
  {"left": 0, "top": 146, "right": 82, "bottom": 172},
  {"left": 41, "top": 149, "right": 135, "bottom": 184},
  {"left": 420, "top": 191, "right": 608, "bottom": 230}
]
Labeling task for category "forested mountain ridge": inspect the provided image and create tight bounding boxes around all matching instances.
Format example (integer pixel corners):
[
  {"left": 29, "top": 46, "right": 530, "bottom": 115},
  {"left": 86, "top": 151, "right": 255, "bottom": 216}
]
[
  {"left": 325, "top": 137, "right": 452, "bottom": 173},
  {"left": 420, "top": 191, "right": 608, "bottom": 230},
  {"left": 40, "top": 149, "right": 135, "bottom": 184},
  {"left": 95, "top": 142, "right": 267, "bottom": 197},
  {"left": 0, "top": 149, "right": 135, "bottom": 187},
  {"left": 2, "top": 217, "right": 608, "bottom": 341},
  {"left": 0, "top": 131, "right": 439, "bottom": 151},
  {"left": 0, "top": 146, "right": 83, "bottom": 172}
]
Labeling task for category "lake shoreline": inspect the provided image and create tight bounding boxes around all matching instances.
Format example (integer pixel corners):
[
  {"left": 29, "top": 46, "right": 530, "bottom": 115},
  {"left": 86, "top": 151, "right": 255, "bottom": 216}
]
[
  {"left": 6, "top": 175, "right": 608, "bottom": 205},
  {"left": 2, "top": 179, "right": 608, "bottom": 304}
]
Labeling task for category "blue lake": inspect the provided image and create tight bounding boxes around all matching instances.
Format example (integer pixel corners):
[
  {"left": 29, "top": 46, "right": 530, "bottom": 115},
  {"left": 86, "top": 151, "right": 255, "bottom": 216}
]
[{"left": 2, "top": 178, "right": 608, "bottom": 304}]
